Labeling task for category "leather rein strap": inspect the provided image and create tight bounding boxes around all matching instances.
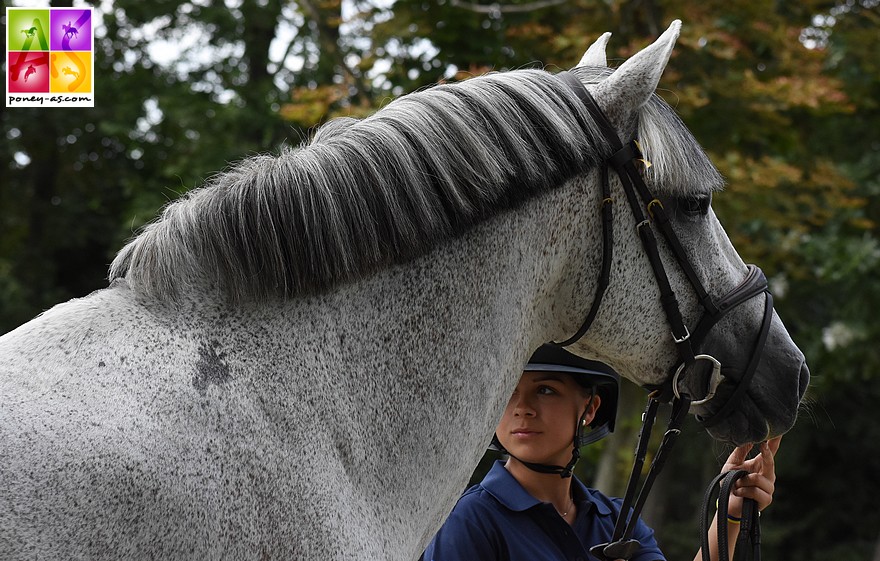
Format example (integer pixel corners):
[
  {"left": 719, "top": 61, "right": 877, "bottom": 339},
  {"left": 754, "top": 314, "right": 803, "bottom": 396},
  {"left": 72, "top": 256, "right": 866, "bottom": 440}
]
[
  {"left": 591, "top": 392, "right": 691, "bottom": 561},
  {"left": 702, "top": 471, "right": 762, "bottom": 561}
]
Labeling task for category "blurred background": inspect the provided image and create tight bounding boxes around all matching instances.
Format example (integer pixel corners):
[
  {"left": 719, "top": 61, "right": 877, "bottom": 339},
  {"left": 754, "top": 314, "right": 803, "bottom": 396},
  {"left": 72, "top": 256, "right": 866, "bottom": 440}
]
[{"left": 2, "top": 0, "right": 878, "bottom": 559}]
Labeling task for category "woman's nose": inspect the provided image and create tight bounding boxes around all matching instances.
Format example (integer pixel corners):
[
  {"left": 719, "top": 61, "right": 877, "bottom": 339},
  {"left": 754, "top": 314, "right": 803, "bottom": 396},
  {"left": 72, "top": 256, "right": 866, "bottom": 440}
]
[{"left": 512, "top": 394, "right": 536, "bottom": 416}]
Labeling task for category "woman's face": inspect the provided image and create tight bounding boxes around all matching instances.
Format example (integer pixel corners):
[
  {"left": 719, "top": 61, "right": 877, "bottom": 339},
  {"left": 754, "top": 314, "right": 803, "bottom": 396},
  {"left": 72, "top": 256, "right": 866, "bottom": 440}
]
[{"left": 496, "top": 371, "right": 600, "bottom": 467}]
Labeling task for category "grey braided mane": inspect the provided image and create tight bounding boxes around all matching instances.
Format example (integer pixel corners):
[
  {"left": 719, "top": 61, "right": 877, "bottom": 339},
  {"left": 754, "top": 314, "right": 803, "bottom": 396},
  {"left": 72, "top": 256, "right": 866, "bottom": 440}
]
[{"left": 109, "top": 67, "right": 722, "bottom": 302}]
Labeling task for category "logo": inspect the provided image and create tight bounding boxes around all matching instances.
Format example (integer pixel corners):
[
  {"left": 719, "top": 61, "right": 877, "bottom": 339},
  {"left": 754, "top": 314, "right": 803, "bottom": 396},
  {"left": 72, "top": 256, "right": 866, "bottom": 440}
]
[{"left": 6, "top": 7, "right": 95, "bottom": 108}]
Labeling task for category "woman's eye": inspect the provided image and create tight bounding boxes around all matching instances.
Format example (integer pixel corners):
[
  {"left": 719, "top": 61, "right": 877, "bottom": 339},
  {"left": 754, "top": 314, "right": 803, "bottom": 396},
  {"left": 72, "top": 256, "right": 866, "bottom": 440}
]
[
  {"left": 679, "top": 194, "right": 711, "bottom": 216},
  {"left": 537, "top": 386, "right": 557, "bottom": 395}
]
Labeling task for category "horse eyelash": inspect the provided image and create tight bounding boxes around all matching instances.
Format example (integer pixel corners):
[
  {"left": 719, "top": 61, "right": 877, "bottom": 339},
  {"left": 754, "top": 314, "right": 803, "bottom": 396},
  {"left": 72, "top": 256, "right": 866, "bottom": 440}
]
[{"left": 678, "top": 194, "right": 711, "bottom": 216}]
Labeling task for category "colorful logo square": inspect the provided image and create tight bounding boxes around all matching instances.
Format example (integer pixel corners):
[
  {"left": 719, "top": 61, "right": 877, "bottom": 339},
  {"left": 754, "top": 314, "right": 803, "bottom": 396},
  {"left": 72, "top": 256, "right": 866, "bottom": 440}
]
[
  {"left": 7, "top": 9, "right": 50, "bottom": 52},
  {"left": 50, "top": 9, "right": 92, "bottom": 52},
  {"left": 6, "top": 6, "right": 95, "bottom": 107},
  {"left": 8, "top": 51, "right": 50, "bottom": 93},
  {"left": 50, "top": 51, "right": 92, "bottom": 93}
]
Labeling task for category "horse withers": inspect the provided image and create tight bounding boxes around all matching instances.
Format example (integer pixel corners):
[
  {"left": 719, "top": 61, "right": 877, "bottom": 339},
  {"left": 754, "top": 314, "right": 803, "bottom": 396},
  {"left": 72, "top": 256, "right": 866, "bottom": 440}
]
[{"left": 0, "top": 20, "right": 808, "bottom": 560}]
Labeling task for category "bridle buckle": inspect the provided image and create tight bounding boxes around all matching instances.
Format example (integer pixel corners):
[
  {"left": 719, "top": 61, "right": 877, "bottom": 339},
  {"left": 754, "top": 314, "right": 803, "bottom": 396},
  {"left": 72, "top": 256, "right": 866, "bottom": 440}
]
[{"left": 671, "top": 325, "right": 691, "bottom": 344}]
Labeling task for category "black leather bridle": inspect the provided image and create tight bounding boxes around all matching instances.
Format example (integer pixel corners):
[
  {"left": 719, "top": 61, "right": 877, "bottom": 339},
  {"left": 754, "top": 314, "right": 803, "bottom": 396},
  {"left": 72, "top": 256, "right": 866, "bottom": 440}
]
[
  {"left": 555, "top": 70, "right": 774, "bottom": 426},
  {"left": 551, "top": 71, "right": 774, "bottom": 560}
]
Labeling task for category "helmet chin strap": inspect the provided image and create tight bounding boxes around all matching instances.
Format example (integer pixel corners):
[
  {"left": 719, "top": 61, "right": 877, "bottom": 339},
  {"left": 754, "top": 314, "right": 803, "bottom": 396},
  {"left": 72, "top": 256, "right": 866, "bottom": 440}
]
[{"left": 504, "top": 395, "right": 595, "bottom": 479}]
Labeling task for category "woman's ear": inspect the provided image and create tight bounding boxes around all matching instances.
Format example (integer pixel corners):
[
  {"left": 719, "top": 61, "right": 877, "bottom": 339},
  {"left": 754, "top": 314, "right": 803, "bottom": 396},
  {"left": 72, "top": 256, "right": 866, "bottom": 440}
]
[{"left": 582, "top": 394, "right": 602, "bottom": 425}]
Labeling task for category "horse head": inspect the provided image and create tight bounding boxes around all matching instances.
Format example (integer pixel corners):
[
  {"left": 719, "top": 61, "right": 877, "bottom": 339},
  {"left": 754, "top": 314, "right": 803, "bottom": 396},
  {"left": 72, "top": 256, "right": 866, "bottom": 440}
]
[{"left": 560, "top": 21, "right": 809, "bottom": 445}]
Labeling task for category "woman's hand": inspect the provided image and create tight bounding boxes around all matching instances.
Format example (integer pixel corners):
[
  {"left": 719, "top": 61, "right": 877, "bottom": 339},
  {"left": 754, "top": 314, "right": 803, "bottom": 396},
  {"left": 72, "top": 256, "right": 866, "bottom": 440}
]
[{"left": 720, "top": 436, "right": 782, "bottom": 518}]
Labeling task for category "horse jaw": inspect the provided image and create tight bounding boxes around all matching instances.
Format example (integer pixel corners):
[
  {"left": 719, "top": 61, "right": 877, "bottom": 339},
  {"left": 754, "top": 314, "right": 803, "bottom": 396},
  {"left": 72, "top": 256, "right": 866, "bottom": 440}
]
[
  {"left": 577, "top": 31, "right": 611, "bottom": 67},
  {"left": 588, "top": 19, "right": 681, "bottom": 131}
]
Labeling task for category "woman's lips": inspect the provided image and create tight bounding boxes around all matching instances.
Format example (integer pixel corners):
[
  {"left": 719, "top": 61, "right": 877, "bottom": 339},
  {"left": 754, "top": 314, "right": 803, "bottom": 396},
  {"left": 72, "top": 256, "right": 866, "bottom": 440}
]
[{"left": 511, "top": 429, "right": 541, "bottom": 438}]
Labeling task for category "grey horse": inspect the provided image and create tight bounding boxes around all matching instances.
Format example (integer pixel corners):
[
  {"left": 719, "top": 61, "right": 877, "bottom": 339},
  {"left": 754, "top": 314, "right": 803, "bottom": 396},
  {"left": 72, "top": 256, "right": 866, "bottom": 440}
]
[{"left": 0, "top": 21, "right": 808, "bottom": 560}]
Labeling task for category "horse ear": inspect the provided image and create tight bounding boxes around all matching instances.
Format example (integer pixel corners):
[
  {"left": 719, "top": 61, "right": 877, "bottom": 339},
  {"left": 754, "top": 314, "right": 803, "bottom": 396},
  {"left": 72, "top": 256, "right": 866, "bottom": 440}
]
[
  {"left": 591, "top": 19, "right": 681, "bottom": 122},
  {"left": 576, "top": 32, "right": 611, "bottom": 68}
]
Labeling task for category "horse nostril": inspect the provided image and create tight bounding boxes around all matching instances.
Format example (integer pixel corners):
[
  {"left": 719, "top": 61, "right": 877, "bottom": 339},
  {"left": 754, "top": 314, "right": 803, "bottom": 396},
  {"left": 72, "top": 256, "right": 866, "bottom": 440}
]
[{"left": 798, "top": 362, "right": 810, "bottom": 398}]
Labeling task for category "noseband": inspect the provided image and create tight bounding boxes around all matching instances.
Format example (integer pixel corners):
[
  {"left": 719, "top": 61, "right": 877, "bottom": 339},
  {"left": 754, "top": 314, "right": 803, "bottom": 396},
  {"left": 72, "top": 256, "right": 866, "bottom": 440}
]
[{"left": 555, "top": 71, "right": 774, "bottom": 426}]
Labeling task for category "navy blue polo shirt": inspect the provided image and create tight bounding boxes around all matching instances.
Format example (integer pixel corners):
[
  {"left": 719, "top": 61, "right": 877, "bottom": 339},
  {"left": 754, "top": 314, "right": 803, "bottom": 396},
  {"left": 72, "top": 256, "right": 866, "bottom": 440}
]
[{"left": 422, "top": 461, "right": 665, "bottom": 561}]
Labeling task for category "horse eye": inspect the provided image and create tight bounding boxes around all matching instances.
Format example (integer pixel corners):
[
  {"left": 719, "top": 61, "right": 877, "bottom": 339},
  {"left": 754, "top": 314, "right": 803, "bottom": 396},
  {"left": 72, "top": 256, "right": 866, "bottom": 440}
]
[{"left": 679, "top": 195, "right": 711, "bottom": 216}]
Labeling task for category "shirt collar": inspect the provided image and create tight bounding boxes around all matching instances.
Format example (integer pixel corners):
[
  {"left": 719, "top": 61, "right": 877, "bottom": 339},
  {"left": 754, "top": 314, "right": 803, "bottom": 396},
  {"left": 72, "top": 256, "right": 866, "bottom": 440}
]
[
  {"left": 481, "top": 460, "right": 612, "bottom": 516},
  {"left": 482, "top": 461, "right": 541, "bottom": 511},
  {"left": 571, "top": 471, "right": 612, "bottom": 516}
]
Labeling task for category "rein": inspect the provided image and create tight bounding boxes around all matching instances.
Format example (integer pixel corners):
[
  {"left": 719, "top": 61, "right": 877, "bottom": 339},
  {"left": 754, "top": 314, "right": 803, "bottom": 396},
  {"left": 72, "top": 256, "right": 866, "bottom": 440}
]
[
  {"left": 589, "top": 392, "right": 691, "bottom": 561},
  {"left": 553, "top": 71, "right": 775, "bottom": 560},
  {"left": 702, "top": 470, "right": 762, "bottom": 561}
]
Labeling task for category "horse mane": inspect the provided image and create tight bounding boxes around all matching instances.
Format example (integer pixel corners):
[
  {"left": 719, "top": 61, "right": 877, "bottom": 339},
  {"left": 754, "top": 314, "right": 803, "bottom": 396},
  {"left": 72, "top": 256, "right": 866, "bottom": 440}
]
[{"left": 109, "top": 67, "right": 722, "bottom": 302}]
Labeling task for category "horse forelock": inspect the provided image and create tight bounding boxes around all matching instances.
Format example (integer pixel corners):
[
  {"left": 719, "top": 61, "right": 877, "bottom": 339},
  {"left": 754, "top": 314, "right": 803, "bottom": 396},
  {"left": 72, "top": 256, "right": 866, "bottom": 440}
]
[
  {"left": 109, "top": 66, "right": 719, "bottom": 303},
  {"left": 571, "top": 66, "right": 724, "bottom": 197}
]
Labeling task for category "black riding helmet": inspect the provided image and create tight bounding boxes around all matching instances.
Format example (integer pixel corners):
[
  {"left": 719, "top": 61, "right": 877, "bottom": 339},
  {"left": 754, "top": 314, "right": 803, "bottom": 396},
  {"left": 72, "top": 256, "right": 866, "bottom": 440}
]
[{"left": 490, "top": 343, "right": 620, "bottom": 478}]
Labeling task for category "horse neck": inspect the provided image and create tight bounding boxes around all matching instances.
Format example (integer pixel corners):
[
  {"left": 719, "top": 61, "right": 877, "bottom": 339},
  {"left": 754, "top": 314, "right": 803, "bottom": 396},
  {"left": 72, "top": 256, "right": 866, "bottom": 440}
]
[
  {"left": 252, "top": 173, "right": 601, "bottom": 370},
  {"left": 12, "top": 168, "right": 603, "bottom": 382},
  {"left": 245, "top": 174, "right": 602, "bottom": 558},
  {"left": 5, "top": 157, "right": 631, "bottom": 421}
]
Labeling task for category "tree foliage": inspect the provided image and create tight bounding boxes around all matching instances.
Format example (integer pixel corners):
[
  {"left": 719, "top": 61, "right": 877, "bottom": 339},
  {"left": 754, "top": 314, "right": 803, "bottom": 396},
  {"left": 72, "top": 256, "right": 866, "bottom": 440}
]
[{"left": 3, "top": 0, "right": 879, "bottom": 557}]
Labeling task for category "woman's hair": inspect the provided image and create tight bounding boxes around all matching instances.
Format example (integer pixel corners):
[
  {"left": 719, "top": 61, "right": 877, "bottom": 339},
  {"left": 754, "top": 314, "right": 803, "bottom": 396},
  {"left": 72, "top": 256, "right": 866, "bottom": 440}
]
[{"left": 568, "top": 375, "right": 597, "bottom": 398}]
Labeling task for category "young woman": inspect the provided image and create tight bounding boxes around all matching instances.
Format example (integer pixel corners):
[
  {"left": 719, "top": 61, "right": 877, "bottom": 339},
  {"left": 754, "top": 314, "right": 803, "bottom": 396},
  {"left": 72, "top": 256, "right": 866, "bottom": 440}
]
[{"left": 422, "top": 344, "right": 780, "bottom": 561}]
